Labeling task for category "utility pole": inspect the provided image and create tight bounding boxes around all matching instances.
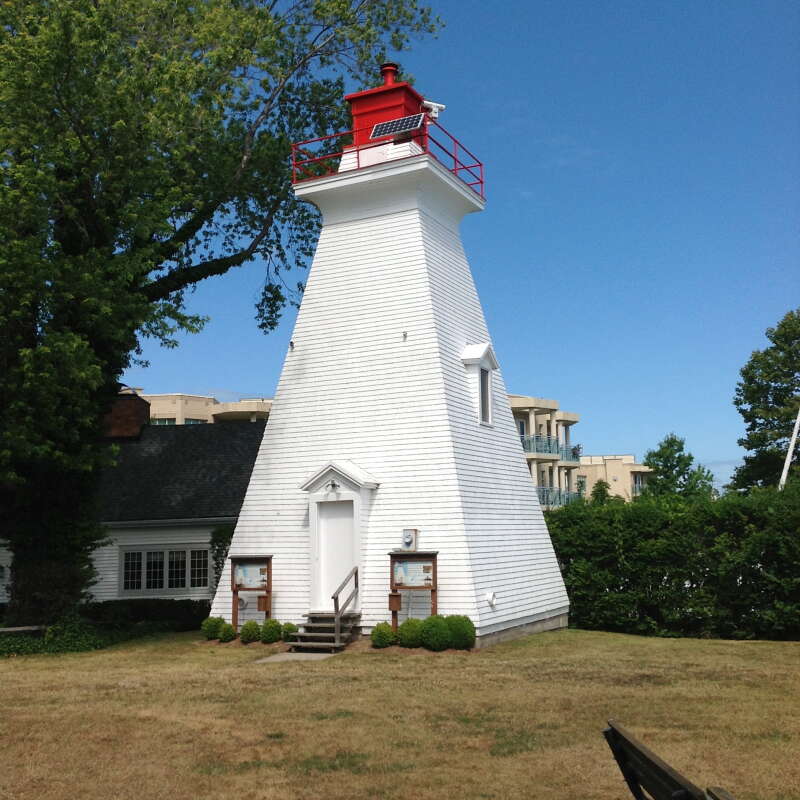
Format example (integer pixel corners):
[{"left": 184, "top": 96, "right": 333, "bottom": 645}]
[{"left": 778, "top": 404, "right": 800, "bottom": 490}]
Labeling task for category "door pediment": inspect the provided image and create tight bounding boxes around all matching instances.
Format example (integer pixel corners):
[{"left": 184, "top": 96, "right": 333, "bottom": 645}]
[{"left": 299, "top": 460, "right": 379, "bottom": 493}]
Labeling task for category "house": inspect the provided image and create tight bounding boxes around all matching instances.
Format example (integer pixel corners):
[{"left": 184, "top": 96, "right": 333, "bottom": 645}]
[
  {"left": 1, "top": 395, "right": 264, "bottom": 605},
  {"left": 208, "top": 64, "right": 570, "bottom": 646},
  {"left": 91, "top": 417, "right": 265, "bottom": 601}
]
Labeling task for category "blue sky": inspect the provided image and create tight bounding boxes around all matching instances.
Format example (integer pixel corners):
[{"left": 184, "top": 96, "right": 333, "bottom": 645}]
[{"left": 124, "top": 0, "right": 800, "bottom": 487}]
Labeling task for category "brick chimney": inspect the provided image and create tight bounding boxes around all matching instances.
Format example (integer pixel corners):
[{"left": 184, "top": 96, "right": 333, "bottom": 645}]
[{"left": 102, "top": 388, "right": 150, "bottom": 438}]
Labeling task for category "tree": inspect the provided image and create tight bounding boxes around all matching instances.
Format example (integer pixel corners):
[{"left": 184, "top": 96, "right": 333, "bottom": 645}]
[
  {"left": 643, "top": 433, "right": 715, "bottom": 498},
  {"left": 590, "top": 479, "right": 612, "bottom": 505},
  {"left": 0, "top": 0, "right": 438, "bottom": 623},
  {"left": 729, "top": 308, "right": 800, "bottom": 490}
]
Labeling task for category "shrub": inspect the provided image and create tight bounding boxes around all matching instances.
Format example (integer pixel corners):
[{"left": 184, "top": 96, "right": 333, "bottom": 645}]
[
  {"left": 218, "top": 623, "right": 236, "bottom": 643},
  {"left": 370, "top": 621, "right": 396, "bottom": 648},
  {"left": 261, "top": 618, "right": 282, "bottom": 644},
  {"left": 546, "top": 482, "right": 800, "bottom": 640},
  {"left": 397, "top": 617, "right": 424, "bottom": 648},
  {"left": 281, "top": 622, "right": 299, "bottom": 642},
  {"left": 239, "top": 620, "right": 261, "bottom": 644},
  {"left": 445, "top": 615, "right": 476, "bottom": 650},
  {"left": 420, "top": 615, "right": 452, "bottom": 651},
  {"left": 200, "top": 616, "right": 225, "bottom": 640},
  {"left": 81, "top": 599, "right": 210, "bottom": 631},
  {"left": 44, "top": 613, "right": 105, "bottom": 653}
]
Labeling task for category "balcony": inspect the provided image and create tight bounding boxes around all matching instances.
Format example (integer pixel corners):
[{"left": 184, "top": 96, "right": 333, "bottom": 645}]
[
  {"left": 520, "top": 435, "right": 581, "bottom": 462},
  {"left": 537, "top": 487, "right": 583, "bottom": 508}
]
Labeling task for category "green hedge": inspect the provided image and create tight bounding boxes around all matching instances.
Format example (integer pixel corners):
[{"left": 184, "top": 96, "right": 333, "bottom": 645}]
[
  {"left": 81, "top": 599, "right": 211, "bottom": 631},
  {"left": 546, "top": 483, "right": 800, "bottom": 640}
]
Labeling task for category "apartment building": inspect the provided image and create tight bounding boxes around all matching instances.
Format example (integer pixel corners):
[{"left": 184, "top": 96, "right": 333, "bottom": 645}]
[
  {"left": 138, "top": 391, "right": 272, "bottom": 425},
  {"left": 576, "top": 455, "right": 651, "bottom": 501},
  {"left": 509, "top": 394, "right": 582, "bottom": 509}
]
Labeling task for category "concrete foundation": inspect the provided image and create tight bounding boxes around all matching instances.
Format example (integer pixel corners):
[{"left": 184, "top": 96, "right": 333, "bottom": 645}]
[{"left": 474, "top": 611, "right": 569, "bottom": 649}]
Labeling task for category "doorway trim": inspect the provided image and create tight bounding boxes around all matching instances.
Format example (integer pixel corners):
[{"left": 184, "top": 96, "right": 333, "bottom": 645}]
[{"left": 299, "top": 461, "right": 379, "bottom": 612}]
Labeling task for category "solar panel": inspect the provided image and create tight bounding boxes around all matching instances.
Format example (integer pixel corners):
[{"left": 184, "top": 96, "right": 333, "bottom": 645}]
[{"left": 370, "top": 113, "right": 424, "bottom": 140}]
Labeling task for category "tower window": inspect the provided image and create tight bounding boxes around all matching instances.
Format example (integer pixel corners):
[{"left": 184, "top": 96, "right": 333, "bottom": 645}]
[{"left": 480, "top": 368, "right": 491, "bottom": 424}]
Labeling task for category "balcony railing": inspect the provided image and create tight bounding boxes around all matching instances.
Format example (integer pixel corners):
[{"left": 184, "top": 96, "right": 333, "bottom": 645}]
[
  {"left": 537, "top": 487, "right": 583, "bottom": 508},
  {"left": 520, "top": 435, "right": 581, "bottom": 462},
  {"left": 291, "top": 118, "right": 484, "bottom": 198}
]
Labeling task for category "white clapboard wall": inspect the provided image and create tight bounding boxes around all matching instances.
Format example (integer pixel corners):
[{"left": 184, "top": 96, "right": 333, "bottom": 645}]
[{"left": 210, "top": 153, "right": 568, "bottom": 636}]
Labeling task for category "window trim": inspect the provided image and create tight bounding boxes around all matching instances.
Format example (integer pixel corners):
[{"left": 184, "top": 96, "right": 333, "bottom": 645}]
[{"left": 119, "top": 544, "right": 210, "bottom": 595}]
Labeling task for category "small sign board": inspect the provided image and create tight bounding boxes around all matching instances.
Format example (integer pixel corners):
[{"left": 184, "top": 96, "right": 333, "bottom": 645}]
[
  {"left": 388, "top": 551, "right": 438, "bottom": 632},
  {"left": 234, "top": 562, "right": 268, "bottom": 590},
  {"left": 392, "top": 558, "right": 433, "bottom": 589},
  {"left": 230, "top": 555, "right": 272, "bottom": 631}
]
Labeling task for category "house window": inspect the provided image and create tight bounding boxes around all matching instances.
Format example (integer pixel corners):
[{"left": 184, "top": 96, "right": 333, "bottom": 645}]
[
  {"left": 479, "top": 368, "right": 491, "bottom": 424},
  {"left": 168, "top": 550, "right": 186, "bottom": 588},
  {"left": 152, "top": 418, "right": 176, "bottom": 426},
  {"left": 518, "top": 418, "right": 526, "bottom": 437},
  {"left": 185, "top": 418, "right": 207, "bottom": 425},
  {"left": 123, "top": 551, "right": 142, "bottom": 590},
  {"left": 190, "top": 550, "right": 209, "bottom": 587},
  {"left": 121, "top": 546, "right": 209, "bottom": 594},
  {"left": 577, "top": 476, "right": 587, "bottom": 496},
  {"left": 146, "top": 551, "right": 164, "bottom": 589}
]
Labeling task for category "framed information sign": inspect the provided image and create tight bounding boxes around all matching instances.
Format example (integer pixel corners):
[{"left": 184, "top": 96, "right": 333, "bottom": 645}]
[
  {"left": 388, "top": 551, "right": 438, "bottom": 632},
  {"left": 230, "top": 555, "right": 272, "bottom": 631}
]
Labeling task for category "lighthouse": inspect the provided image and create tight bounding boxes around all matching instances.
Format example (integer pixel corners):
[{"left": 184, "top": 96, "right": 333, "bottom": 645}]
[{"left": 210, "top": 64, "right": 569, "bottom": 646}]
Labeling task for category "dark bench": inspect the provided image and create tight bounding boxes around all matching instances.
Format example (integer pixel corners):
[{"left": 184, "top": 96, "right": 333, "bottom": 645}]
[{"left": 603, "top": 720, "right": 736, "bottom": 800}]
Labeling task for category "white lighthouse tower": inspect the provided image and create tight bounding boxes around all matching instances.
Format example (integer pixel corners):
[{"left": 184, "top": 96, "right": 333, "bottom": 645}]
[{"left": 210, "top": 64, "right": 569, "bottom": 646}]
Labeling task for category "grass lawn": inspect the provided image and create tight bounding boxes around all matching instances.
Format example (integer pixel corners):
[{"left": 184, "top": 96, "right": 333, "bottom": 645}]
[{"left": 0, "top": 629, "right": 798, "bottom": 800}]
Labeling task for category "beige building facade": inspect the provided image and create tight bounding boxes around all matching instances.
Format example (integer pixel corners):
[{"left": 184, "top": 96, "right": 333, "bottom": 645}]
[
  {"left": 138, "top": 392, "right": 272, "bottom": 425},
  {"left": 508, "top": 395, "right": 582, "bottom": 508},
  {"left": 576, "top": 455, "right": 651, "bottom": 501}
]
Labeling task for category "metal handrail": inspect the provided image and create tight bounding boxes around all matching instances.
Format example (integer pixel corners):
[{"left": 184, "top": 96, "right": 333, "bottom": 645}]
[
  {"left": 332, "top": 566, "right": 358, "bottom": 646},
  {"left": 291, "top": 117, "right": 484, "bottom": 198}
]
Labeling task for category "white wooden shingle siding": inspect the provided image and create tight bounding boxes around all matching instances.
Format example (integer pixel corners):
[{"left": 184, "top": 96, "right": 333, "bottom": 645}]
[
  {"left": 90, "top": 526, "right": 214, "bottom": 602},
  {"left": 211, "top": 154, "right": 568, "bottom": 636}
]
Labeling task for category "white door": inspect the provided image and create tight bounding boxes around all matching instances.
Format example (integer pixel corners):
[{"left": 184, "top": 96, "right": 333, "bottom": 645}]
[{"left": 316, "top": 500, "right": 355, "bottom": 611}]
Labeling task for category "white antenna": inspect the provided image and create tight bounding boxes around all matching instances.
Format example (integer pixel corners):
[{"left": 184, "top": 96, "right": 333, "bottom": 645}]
[{"left": 778, "top": 403, "right": 800, "bottom": 490}]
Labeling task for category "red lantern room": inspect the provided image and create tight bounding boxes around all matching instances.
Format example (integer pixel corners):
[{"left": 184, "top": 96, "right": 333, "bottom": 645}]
[
  {"left": 344, "top": 63, "right": 425, "bottom": 147},
  {"left": 291, "top": 64, "right": 484, "bottom": 198}
]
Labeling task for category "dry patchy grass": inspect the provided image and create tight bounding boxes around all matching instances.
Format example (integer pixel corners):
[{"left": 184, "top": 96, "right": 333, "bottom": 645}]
[{"left": 1, "top": 629, "right": 798, "bottom": 799}]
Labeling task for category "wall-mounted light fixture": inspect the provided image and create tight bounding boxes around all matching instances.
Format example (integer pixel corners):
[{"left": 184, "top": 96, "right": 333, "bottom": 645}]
[{"left": 325, "top": 479, "right": 340, "bottom": 493}]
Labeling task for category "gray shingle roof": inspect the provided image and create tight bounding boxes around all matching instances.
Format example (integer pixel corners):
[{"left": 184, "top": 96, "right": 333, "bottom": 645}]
[{"left": 97, "top": 421, "right": 265, "bottom": 523}]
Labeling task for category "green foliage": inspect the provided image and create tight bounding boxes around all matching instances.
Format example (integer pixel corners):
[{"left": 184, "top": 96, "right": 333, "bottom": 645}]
[
  {"left": 43, "top": 613, "right": 105, "bottom": 652},
  {"left": 419, "top": 615, "right": 452, "bottom": 651},
  {"left": 83, "top": 599, "right": 210, "bottom": 631},
  {"left": 730, "top": 308, "right": 800, "bottom": 490},
  {"left": 210, "top": 525, "right": 235, "bottom": 589},
  {"left": 0, "top": 0, "right": 439, "bottom": 624},
  {"left": 397, "top": 617, "right": 424, "bottom": 648},
  {"left": 370, "top": 622, "right": 396, "bottom": 649},
  {"left": 590, "top": 480, "right": 612, "bottom": 504},
  {"left": 260, "top": 618, "right": 282, "bottom": 644},
  {"left": 546, "top": 483, "right": 800, "bottom": 639},
  {"left": 201, "top": 617, "right": 226, "bottom": 640},
  {"left": 643, "top": 433, "right": 715, "bottom": 498},
  {"left": 445, "top": 615, "right": 476, "bottom": 650},
  {"left": 218, "top": 623, "right": 237, "bottom": 643},
  {"left": 239, "top": 620, "right": 261, "bottom": 644},
  {"left": 281, "top": 622, "right": 299, "bottom": 642}
]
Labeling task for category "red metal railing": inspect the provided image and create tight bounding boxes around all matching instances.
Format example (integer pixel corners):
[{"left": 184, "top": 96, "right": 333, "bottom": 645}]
[{"left": 291, "top": 118, "right": 484, "bottom": 199}]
